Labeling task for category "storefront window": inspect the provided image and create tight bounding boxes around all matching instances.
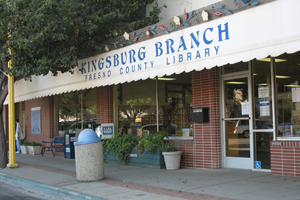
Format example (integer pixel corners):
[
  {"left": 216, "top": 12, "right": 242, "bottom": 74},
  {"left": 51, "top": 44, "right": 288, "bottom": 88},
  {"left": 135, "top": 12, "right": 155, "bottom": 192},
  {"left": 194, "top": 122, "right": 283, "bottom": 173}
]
[
  {"left": 252, "top": 59, "right": 273, "bottom": 129},
  {"left": 157, "top": 73, "right": 192, "bottom": 137},
  {"left": 117, "top": 72, "right": 192, "bottom": 137},
  {"left": 57, "top": 89, "right": 97, "bottom": 135},
  {"left": 252, "top": 59, "right": 274, "bottom": 169},
  {"left": 275, "top": 51, "right": 300, "bottom": 138},
  {"left": 118, "top": 79, "right": 156, "bottom": 136}
]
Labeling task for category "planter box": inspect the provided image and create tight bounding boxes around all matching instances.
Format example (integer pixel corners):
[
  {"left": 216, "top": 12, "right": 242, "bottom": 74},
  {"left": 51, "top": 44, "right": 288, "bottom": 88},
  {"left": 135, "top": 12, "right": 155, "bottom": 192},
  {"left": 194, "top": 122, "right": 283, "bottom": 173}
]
[
  {"left": 105, "top": 147, "right": 165, "bottom": 169},
  {"left": 28, "top": 146, "right": 42, "bottom": 155},
  {"left": 20, "top": 146, "right": 28, "bottom": 154}
]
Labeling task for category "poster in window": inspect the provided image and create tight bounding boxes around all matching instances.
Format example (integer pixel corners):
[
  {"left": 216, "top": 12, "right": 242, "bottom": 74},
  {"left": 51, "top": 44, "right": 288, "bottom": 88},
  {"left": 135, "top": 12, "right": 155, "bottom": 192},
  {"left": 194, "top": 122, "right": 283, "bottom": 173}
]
[
  {"left": 259, "top": 99, "right": 270, "bottom": 117},
  {"left": 292, "top": 88, "right": 300, "bottom": 102},
  {"left": 241, "top": 102, "right": 249, "bottom": 115},
  {"left": 258, "top": 86, "right": 269, "bottom": 98},
  {"left": 31, "top": 107, "right": 41, "bottom": 134}
]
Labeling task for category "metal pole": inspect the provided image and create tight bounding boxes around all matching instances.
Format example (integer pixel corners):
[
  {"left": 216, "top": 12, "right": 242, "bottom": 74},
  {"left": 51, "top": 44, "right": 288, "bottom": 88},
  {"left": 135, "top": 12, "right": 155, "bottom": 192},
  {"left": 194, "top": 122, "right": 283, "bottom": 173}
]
[{"left": 7, "top": 51, "right": 18, "bottom": 168}]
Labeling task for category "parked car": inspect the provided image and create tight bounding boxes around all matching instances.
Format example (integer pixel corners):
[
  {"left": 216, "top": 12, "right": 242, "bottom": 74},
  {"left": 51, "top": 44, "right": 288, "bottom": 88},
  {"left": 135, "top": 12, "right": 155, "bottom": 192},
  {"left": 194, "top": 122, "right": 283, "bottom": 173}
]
[
  {"left": 141, "top": 123, "right": 178, "bottom": 135},
  {"left": 62, "top": 119, "right": 98, "bottom": 135},
  {"left": 237, "top": 120, "right": 284, "bottom": 138}
]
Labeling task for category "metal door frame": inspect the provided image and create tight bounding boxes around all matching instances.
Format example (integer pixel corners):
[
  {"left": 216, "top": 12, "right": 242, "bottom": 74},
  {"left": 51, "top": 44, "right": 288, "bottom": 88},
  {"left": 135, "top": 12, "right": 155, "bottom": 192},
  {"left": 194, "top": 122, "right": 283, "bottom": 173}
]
[{"left": 220, "top": 69, "right": 254, "bottom": 170}]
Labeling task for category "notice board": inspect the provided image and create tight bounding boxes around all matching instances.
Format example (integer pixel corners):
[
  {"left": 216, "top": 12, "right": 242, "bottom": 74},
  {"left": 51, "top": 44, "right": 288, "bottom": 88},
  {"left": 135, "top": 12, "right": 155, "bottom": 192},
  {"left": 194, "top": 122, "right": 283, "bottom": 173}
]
[{"left": 31, "top": 107, "right": 41, "bottom": 134}]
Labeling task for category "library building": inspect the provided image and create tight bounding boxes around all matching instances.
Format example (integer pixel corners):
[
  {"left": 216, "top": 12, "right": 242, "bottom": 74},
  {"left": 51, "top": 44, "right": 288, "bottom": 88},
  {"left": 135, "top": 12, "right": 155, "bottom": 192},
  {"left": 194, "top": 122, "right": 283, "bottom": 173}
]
[{"left": 7, "top": 0, "right": 300, "bottom": 176}]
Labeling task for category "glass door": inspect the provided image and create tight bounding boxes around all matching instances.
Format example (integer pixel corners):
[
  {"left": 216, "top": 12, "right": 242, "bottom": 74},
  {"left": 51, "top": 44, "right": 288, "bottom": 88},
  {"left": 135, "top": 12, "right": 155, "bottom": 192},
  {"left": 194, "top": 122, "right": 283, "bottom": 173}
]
[{"left": 222, "top": 75, "right": 253, "bottom": 169}]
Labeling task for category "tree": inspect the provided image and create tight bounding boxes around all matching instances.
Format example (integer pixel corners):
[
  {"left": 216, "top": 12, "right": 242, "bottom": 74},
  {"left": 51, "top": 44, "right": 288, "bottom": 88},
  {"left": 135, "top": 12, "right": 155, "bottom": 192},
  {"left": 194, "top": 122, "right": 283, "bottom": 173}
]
[{"left": 0, "top": 0, "right": 165, "bottom": 168}]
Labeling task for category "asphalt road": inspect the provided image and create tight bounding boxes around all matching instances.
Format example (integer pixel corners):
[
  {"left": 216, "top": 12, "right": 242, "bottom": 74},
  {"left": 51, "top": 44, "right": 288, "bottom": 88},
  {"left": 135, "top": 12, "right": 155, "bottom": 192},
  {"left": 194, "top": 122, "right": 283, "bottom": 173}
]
[{"left": 0, "top": 181, "right": 50, "bottom": 200}]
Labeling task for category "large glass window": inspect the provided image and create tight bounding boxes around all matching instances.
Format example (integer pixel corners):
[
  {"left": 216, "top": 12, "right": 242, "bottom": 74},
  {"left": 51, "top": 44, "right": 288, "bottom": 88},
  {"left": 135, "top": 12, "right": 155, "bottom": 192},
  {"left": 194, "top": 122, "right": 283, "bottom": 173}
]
[
  {"left": 117, "top": 72, "right": 192, "bottom": 137},
  {"left": 275, "top": 51, "right": 300, "bottom": 138},
  {"left": 252, "top": 59, "right": 274, "bottom": 169},
  {"left": 252, "top": 59, "right": 273, "bottom": 129},
  {"left": 57, "top": 89, "right": 97, "bottom": 135},
  {"left": 157, "top": 73, "right": 192, "bottom": 137}
]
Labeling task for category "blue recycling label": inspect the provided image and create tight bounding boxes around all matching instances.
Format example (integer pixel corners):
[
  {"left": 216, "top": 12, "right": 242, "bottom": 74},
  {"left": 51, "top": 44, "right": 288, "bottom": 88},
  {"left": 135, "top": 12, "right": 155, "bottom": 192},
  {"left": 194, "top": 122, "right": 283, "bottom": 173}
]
[{"left": 103, "top": 126, "right": 113, "bottom": 135}]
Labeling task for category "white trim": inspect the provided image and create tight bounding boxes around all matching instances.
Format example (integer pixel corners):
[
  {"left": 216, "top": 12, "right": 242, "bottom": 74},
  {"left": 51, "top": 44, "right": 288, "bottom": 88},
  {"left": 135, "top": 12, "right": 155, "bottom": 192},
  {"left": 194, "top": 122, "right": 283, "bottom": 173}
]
[
  {"left": 277, "top": 137, "right": 300, "bottom": 141},
  {"left": 252, "top": 169, "right": 271, "bottom": 173},
  {"left": 167, "top": 136, "right": 193, "bottom": 140}
]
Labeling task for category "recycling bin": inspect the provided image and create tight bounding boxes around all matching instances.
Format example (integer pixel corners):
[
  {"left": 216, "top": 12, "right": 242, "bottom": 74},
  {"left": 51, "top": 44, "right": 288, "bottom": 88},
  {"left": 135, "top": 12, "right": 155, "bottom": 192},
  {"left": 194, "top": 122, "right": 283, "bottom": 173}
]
[
  {"left": 64, "top": 133, "right": 75, "bottom": 159},
  {"left": 74, "top": 129, "right": 104, "bottom": 181}
]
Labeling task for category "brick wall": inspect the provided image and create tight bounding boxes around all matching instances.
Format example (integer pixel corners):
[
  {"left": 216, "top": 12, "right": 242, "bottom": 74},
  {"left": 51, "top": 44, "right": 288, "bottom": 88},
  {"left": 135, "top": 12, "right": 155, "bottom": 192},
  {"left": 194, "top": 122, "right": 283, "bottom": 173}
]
[
  {"left": 171, "top": 140, "right": 195, "bottom": 168},
  {"left": 271, "top": 141, "right": 300, "bottom": 176},
  {"left": 96, "top": 86, "right": 114, "bottom": 124},
  {"left": 182, "top": 67, "right": 221, "bottom": 169},
  {"left": 25, "top": 96, "right": 56, "bottom": 155}
]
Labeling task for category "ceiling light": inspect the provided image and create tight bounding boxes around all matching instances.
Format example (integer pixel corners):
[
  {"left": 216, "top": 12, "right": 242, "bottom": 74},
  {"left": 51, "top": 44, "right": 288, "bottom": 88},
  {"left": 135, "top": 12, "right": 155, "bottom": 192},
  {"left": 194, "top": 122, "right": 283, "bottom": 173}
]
[
  {"left": 276, "top": 75, "right": 291, "bottom": 79},
  {"left": 258, "top": 58, "right": 287, "bottom": 62},
  {"left": 256, "top": 83, "right": 268, "bottom": 86},
  {"left": 226, "top": 82, "right": 246, "bottom": 84},
  {"left": 284, "top": 85, "right": 300, "bottom": 88},
  {"left": 154, "top": 78, "right": 176, "bottom": 81}
]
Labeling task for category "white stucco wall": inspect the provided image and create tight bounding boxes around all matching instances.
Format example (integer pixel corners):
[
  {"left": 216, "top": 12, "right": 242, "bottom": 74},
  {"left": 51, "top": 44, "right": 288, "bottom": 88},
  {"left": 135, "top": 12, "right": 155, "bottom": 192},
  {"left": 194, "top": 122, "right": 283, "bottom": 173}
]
[{"left": 146, "top": 0, "right": 223, "bottom": 22}]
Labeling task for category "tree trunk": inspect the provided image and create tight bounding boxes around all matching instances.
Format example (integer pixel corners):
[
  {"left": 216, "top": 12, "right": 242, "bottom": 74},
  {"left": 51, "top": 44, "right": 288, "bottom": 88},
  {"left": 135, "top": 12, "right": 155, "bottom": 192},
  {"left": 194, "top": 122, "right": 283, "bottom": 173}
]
[
  {"left": 0, "top": 49, "right": 11, "bottom": 168},
  {"left": 0, "top": 84, "right": 8, "bottom": 168},
  {"left": 0, "top": 108, "right": 7, "bottom": 168}
]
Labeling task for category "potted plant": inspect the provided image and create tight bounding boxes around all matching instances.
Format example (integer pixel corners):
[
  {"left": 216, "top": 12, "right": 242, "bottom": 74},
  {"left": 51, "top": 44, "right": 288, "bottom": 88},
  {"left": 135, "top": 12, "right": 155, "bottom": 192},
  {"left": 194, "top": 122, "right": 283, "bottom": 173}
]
[
  {"left": 20, "top": 140, "right": 29, "bottom": 154},
  {"left": 160, "top": 140, "right": 182, "bottom": 170},
  {"left": 27, "top": 141, "right": 42, "bottom": 155}
]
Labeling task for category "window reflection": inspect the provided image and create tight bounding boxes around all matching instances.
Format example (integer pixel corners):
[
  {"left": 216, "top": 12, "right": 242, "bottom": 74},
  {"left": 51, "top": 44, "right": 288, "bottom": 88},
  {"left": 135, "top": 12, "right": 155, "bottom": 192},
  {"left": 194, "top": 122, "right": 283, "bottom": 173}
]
[
  {"left": 252, "top": 59, "right": 273, "bottom": 129},
  {"left": 118, "top": 73, "right": 192, "bottom": 137},
  {"left": 275, "top": 51, "right": 300, "bottom": 137},
  {"left": 57, "top": 89, "right": 97, "bottom": 135}
]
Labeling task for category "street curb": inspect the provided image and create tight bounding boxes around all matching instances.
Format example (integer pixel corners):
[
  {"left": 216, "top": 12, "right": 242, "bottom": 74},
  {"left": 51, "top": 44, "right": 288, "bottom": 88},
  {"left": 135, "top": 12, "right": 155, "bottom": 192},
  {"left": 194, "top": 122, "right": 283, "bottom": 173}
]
[{"left": 0, "top": 172, "right": 106, "bottom": 200}]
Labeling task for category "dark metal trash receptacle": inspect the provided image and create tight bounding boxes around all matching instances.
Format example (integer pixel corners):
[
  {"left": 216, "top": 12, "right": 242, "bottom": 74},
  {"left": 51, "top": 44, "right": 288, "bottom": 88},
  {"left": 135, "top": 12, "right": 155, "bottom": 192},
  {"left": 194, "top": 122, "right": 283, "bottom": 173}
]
[{"left": 64, "top": 133, "right": 75, "bottom": 159}]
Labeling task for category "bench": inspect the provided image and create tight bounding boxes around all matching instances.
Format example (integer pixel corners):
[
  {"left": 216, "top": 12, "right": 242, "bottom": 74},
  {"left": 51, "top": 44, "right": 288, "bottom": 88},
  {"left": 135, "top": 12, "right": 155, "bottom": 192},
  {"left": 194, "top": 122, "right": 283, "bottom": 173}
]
[{"left": 42, "top": 136, "right": 65, "bottom": 157}]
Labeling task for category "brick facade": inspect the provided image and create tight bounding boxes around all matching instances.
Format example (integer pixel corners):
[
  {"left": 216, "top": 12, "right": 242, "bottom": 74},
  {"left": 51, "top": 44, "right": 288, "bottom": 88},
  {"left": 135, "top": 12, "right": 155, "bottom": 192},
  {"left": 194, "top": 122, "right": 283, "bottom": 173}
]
[
  {"left": 24, "top": 96, "right": 58, "bottom": 155},
  {"left": 24, "top": 96, "right": 54, "bottom": 144},
  {"left": 192, "top": 67, "right": 221, "bottom": 169},
  {"left": 171, "top": 67, "right": 221, "bottom": 169},
  {"left": 271, "top": 141, "right": 300, "bottom": 176},
  {"left": 96, "top": 86, "right": 114, "bottom": 124}
]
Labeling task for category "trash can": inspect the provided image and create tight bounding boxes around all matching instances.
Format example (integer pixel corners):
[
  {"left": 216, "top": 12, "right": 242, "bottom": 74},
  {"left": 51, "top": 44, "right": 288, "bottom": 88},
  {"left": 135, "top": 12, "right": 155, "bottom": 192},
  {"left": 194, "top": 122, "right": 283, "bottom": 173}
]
[
  {"left": 64, "top": 133, "right": 75, "bottom": 159},
  {"left": 74, "top": 129, "right": 104, "bottom": 181}
]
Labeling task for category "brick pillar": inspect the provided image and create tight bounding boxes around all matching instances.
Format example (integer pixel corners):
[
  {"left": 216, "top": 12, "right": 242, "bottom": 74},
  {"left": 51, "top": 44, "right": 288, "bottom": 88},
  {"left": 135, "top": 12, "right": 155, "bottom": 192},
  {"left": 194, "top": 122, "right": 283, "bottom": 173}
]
[
  {"left": 191, "top": 67, "right": 221, "bottom": 169},
  {"left": 96, "top": 86, "right": 114, "bottom": 124}
]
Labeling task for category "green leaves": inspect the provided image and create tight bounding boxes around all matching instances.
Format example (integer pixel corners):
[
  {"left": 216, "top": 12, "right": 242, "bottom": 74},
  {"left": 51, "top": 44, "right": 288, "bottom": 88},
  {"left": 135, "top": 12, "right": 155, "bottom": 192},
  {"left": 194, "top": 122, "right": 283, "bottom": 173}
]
[
  {"left": 0, "top": 0, "right": 163, "bottom": 80},
  {"left": 103, "top": 132, "right": 138, "bottom": 163}
]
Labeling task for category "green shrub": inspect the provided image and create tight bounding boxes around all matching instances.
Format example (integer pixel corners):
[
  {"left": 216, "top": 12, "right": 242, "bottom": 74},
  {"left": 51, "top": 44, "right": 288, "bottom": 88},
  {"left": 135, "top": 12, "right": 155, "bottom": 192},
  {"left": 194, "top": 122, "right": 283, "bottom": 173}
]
[
  {"left": 102, "top": 133, "right": 138, "bottom": 163},
  {"left": 21, "top": 140, "right": 41, "bottom": 146},
  {"left": 159, "top": 141, "right": 175, "bottom": 152},
  {"left": 136, "top": 132, "right": 168, "bottom": 154}
]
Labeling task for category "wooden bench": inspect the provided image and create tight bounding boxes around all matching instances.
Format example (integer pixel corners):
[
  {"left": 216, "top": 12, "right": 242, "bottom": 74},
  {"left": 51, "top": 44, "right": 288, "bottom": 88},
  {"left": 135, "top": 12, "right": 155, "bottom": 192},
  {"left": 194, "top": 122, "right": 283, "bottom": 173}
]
[{"left": 42, "top": 136, "right": 65, "bottom": 157}]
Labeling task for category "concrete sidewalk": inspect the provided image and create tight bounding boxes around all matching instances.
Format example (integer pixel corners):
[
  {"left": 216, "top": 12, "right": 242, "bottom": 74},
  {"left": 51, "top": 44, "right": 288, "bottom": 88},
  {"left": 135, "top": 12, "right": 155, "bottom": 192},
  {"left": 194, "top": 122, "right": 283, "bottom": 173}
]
[{"left": 0, "top": 154, "right": 299, "bottom": 200}]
